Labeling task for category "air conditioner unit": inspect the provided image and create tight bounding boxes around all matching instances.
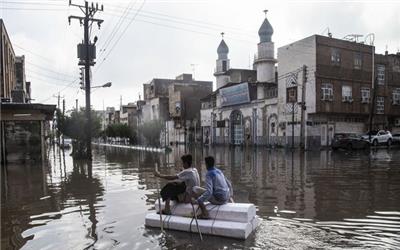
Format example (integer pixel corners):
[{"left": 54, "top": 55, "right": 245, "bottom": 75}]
[
  {"left": 342, "top": 96, "right": 353, "bottom": 102},
  {"left": 361, "top": 97, "right": 370, "bottom": 104}
]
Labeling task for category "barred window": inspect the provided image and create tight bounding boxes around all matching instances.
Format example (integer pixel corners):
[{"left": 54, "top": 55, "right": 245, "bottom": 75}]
[
  {"left": 331, "top": 48, "right": 341, "bottom": 66},
  {"left": 321, "top": 83, "right": 333, "bottom": 101},
  {"left": 361, "top": 87, "right": 370, "bottom": 103},
  {"left": 342, "top": 85, "right": 352, "bottom": 102},
  {"left": 354, "top": 52, "right": 362, "bottom": 69},
  {"left": 377, "top": 64, "right": 385, "bottom": 85},
  {"left": 376, "top": 96, "right": 385, "bottom": 114},
  {"left": 393, "top": 88, "right": 400, "bottom": 105}
]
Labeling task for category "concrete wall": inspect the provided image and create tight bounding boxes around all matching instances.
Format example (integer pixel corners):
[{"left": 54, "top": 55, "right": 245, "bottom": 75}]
[
  {"left": 1, "top": 19, "right": 16, "bottom": 101},
  {"left": 277, "top": 35, "right": 317, "bottom": 149},
  {"left": 256, "top": 42, "right": 275, "bottom": 83}
]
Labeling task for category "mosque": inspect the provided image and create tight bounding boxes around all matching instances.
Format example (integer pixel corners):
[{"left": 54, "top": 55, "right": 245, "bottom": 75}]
[{"left": 200, "top": 11, "right": 282, "bottom": 146}]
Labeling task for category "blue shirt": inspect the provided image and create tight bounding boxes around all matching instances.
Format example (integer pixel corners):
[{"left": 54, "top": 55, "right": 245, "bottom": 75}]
[{"left": 197, "top": 167, "right": 233, "bottom": 204}]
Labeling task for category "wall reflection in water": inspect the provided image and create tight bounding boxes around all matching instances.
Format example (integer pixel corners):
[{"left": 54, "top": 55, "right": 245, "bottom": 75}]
[{"left": 1, "top": 145, "right": 399, "bottom": 249}]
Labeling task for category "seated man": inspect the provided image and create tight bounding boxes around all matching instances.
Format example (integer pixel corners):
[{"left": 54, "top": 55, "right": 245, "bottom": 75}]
[
  {"left": 193, "top": 156, "right": 233, "bottom": 219},
  {"left": 154, "top": 154, "right": 200, "bottom": 214}
]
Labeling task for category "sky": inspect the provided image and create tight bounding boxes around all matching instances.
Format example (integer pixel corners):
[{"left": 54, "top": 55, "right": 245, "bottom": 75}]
[{"left": 1, "top": 0, "right": 400, "bottom": 111}]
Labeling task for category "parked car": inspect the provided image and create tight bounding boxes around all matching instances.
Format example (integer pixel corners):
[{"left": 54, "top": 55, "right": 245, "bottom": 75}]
[
  {"left": 392, "top": 133, "right": 400, "bottom": 145},
  {"left": 331, "top": 133, "right": 369, "bottom": 150},
  {"left": 361, "top": 130, "right": 393, "bottom": 146}
]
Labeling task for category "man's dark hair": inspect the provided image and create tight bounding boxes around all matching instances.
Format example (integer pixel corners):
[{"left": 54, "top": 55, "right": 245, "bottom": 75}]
[
  {"left": 181, "top": 154, "right": 192, "bottom": 168},
  {"left": 204, "top": 156, "right": 215, "bottom": 169}
]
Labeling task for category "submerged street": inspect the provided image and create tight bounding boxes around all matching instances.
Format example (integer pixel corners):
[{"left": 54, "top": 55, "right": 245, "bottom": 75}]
[{"left": 1, "top": 145, "right": 400, "bottom": 249}]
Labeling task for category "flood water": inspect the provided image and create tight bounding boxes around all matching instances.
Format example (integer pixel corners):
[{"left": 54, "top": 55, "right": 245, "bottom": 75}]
[{"left": 1, "top": 145, "right": 400, "bottom": 249}]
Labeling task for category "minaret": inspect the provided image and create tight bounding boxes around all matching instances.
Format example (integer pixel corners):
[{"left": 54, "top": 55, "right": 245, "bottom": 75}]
[
  {"left": 254, "top": 10, "right": 277, "bottom": 89},
  {"left": 214, "top": 32, "right": 230, "bottom": 89}
]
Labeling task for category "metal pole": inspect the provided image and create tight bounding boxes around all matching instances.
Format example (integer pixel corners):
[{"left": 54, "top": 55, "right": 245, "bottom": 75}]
[
  {"left": 300, "top": 65, "right": 306, "bottom": 149},
  {"left": 155, "top": 163, "right": 164, "bottom": 232},
  {"left": 84, "top": 1, "right": 92, "bottom": 160},
  {"left": 62, "top": 99, "right": 65, "bottom": 146},
  {"left": 191, "top": 202, "right": 203, "bottom": 241},
  {"left": 292, "top": 101, "right": 295, "bottom": 149},
  {"left": 368, "top": 45, "right": 375, "bottom": 142}
]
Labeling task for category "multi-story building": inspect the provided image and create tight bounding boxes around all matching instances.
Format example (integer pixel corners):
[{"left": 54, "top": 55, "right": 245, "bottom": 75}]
[
  {"left": 1, "top": 20, "right": 55, "bottom": 163},
  {"left": 138, "top": 73, "right": 212, "bottom": 145},
  {"left": 120, "top": 102, "right": 138, "bottom": 128},
  {"left": 167, "top": 80, "right": 212, "bottom": 144},
  {"left": 1, "top": 19, "right": 16, "bottom": 102},
  {"left": 200, "top": 12, "right": 279, "bottom": 146},
  {"left": 374, "top": 53, "right": 400, "bottom": 131},
  {"left": 12, "top": 55, "right": 28, "bottom": 103},
  {"left": 277, "top": 34, "right": 400, "bottom": 149}
]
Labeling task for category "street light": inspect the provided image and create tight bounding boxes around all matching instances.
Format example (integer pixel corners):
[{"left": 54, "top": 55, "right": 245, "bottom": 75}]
[
  {"left": 82, "top": 82, "right": 112, "bottom": 89},
  {"left": 92, "top": 82, "right": 112, "bottom": 88}
]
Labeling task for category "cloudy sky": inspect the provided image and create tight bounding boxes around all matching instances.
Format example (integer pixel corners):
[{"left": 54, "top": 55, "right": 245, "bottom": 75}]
[{"left": 1, "top": 0, "right": 400, "bottom": 110}]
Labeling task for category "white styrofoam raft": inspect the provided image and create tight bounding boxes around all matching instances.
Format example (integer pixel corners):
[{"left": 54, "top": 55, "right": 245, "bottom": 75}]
[
  {"left": 145, "top": 212, "right": 259, "bottom": 239},
  {"left": 154, "top": 201, "right": 256, "bottom": 223}
]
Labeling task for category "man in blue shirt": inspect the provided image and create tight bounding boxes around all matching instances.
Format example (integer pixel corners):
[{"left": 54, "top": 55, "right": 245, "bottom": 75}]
[{"left": 193, "top": 156, "right": 233, "bottom": 219}]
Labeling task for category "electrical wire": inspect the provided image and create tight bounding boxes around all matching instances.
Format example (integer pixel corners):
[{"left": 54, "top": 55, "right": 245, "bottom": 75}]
[
  {"left": 96, "top": 0, "right": 138, "bottom": 61},
  {"left": 27, "top": 62, "right": 76, "bottom": 79},
  {"left": 95, "top": 0, "right": 146, "bottom": 71}
]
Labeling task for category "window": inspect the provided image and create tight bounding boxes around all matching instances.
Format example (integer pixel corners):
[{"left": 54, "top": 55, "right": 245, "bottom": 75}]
[
  {"left": 287, "top": 87, "right": 297, "bottom": 103},
  {"left": 342, "top": 85, "right": 353, "bottom": 102},
  {"left": 376, "top": 96, "right": 384, "bottom": 114},
  {"left": 361, "top": 87, "right": 370, "bottom": 103},
  {"left": 393, "top": 88, "right": 400, "bottom": 105},
  {"left": 331, "top": 48, "right": 341, "bottom": 65},
  {"left": 354, "top": 52, "right": 362, "bottom": 69},
  {"left": 222, "top": 60, "right": 227, "bottom": 72},
  {"left": 271, "top": 122, "right": 275, "bottom": 133},
  {"left": 321, "top": 83, "right": 333, "bottom": 101},
  {"left": 377, "top": 64, "right": 385, "bottom": 85}
]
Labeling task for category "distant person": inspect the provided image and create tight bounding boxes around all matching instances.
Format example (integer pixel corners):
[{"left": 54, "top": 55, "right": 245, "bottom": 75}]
[
  {"left": 154, "top": 154, "right": 200, "bottom": 215},
  {"left": 193, "top": 156, "right": 233, "bottom": 219}
]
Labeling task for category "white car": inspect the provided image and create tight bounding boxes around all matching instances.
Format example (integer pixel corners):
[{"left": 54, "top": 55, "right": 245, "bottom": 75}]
[{"left": 362, "top": 130, "right": 393, "bottom": 146}]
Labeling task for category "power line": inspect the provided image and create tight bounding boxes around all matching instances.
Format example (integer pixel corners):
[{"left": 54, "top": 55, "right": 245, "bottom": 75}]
[
  {"left": 0, "top": 7, "right": 67, "bottom": 11},
  {"left": 1, "top": 1, "right": 66, "bottom": 6},
  {"left": 26, "top": 62, "right": 76, "bottom": 79},
  {"left": 96, "top": 0, "right": 137, "bottom": 61},
  {"left": 26, "top": 69, "right": 77, "bottom": 83},
  {"left": 106, "top": 4, "right": 257, "bottom": 37},
  {"left": 28, "top": 74, "right": 79, "bottom": 87},
  {"left": 95, "top": 0, "right": 146, "bottom": 70},
  {"left": 38, "top": 79, "right": 80, "bottom": 103}
]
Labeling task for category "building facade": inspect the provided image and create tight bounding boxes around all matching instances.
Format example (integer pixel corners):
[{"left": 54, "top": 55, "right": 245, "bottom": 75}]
[
  {"left": 277, "top": 35, "right": 400, "bottom": 149},
  {"left": 200, "top": 13, "right": 279, "bottom": 146},
  {"left": 1, "top": 19, "right": 16, "bottom": 102}
]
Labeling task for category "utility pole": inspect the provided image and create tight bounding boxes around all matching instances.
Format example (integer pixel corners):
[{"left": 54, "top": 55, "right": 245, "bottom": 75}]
[
  {"left": 369, "top": 77, "right": 377, "bottom": 141},
  {"left": 368, "top": 45, "right": 376, "bottom": 142},
  {"left": 53, "top": 92, "right": 64, "bottom": 109},
  {"left": 300, "top": 65, "right": 307, "bottom": 150},
  {"left": 68, "top": 0, "right": 103, "bottom": 160},
  {"left": 76, "top": 99, "right": 78, "bottom": 112},
  {"left": 291, "top": 101, "right": 295, "bottom": 149},
  {"left": 62, "top": 98, "right": 66, "bottom": 146}
]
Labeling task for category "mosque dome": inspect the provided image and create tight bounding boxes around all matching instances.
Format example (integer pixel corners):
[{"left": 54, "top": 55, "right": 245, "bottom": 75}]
[
  {"left": 217, "top": 39, "right": 229, "bottom": 55},
  {"left": 258, "top": 16, "right": 273, "bottom": 43}
]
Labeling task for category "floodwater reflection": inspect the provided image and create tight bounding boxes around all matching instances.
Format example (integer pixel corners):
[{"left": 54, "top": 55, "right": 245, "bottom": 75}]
[{"left": 1, "top": 145, "right": 400, "bottom": 249}]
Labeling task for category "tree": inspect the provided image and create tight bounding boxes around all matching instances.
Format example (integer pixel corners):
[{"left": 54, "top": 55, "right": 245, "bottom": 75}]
[
  {"left": 57, "top": 108, "right": 101, "bottom": 158},
  {"left": 104, "top": 123, "right": 136, "bottom": 144},
  {"left": 139, "top": 120, "right": 163, "bottom": 146}
]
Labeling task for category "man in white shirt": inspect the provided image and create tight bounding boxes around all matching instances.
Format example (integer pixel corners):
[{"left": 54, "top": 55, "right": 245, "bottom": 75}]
[{"left": 154, "top": 154, "right": 200, "bottom": 214}]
